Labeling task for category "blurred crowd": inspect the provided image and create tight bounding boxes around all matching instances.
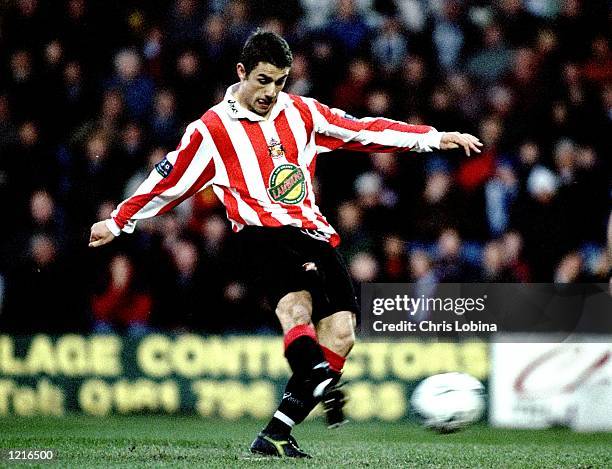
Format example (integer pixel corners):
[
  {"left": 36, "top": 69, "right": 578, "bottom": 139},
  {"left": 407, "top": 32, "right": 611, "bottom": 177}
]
[{"left": 0, "top": 0, "right": 610, "bottom": 334}]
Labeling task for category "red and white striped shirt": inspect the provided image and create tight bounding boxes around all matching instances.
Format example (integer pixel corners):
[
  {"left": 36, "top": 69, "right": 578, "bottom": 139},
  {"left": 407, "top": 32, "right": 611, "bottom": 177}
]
[{"left": 107, "top": 84, "right": 443, "bottom": 246}]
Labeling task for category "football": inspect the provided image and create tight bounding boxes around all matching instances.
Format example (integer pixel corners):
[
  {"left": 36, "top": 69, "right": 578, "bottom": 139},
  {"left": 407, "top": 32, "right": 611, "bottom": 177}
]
[{"left": 411, "top": 372, "right": 485, "bottom": 433}]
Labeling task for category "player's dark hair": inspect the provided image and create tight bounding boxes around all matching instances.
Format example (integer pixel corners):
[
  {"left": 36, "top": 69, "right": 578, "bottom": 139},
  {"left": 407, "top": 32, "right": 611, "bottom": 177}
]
[{"left": 240, "top": 29, "right": 293, "bottom": 75}]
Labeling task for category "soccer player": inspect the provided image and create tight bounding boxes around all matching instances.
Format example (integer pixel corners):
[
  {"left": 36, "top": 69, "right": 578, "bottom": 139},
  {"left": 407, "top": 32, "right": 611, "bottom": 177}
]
[{"left": 89, "top": 30, "right": 482, "bottom": 458}]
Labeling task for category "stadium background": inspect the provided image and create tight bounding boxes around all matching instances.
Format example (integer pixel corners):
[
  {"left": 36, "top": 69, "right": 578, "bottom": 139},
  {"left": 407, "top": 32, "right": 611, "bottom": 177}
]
[
  {"left": 0, "top": 0, "right": 610, "bottom": 334},
  {"left": 0, "top": 2, "right": 611, "bottom": 465}
]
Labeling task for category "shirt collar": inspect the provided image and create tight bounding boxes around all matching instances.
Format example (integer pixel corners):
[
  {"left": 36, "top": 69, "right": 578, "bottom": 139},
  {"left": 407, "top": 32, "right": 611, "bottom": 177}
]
[{"left": 223, "top": 83, "right": 290, "bottom": 122}]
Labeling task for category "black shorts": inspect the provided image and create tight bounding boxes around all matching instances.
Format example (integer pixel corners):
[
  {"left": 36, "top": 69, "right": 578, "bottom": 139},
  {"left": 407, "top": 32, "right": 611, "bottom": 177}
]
[{"left": 236, "top": 226, "right": 360, "bottom": 322}]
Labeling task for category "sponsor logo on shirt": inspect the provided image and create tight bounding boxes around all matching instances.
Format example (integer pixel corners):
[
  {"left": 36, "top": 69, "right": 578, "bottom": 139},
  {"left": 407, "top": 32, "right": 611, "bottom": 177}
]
[
  {"left": 267, "top": 163, "right": 307, "bottom": 205},
  {"left": 154, "top": 158, "right": 173, "bottom": 178}
]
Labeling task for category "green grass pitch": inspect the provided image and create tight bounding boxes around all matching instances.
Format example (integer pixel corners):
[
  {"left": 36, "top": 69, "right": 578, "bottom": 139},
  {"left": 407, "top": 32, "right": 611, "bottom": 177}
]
[{"left": 1, "top": 415, "right": 610, "bottom": 468}]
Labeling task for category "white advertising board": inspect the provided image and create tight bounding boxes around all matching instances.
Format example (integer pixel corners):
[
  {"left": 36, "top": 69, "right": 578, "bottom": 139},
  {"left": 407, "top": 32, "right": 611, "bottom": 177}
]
[{"left": 490, "top": 337, "right": 612, "bottom": 431}]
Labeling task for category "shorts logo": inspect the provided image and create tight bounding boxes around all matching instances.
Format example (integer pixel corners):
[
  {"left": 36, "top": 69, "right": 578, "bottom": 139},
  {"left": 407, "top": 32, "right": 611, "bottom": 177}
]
[
  {"left": 154, "top": 158, "right": 173, "bottom": 178},
  {"left": 268, "top": 163, "right": 307, "bottom": 205},
  {"left": 268, "top": 138, "right": 285, "bottom": 159}
]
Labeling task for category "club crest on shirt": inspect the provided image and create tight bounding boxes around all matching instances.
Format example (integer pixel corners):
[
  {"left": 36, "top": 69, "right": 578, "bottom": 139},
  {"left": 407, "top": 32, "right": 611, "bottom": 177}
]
[
  {"left": 267, "top": 139, "right": 285, "bottom": 159},
  {"left": 268, "top": 163, "right": 307, "bottom": 205}
]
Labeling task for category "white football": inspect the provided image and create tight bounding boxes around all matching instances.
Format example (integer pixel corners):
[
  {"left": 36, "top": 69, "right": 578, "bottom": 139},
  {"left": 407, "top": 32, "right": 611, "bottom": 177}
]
[{"left": 411, "top": 372, "right": 485, "bottom": 433}]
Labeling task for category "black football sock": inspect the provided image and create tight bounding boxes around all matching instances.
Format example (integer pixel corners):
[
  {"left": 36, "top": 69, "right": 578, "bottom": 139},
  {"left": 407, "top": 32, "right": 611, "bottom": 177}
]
[
  {"left": 284, "top": 324, "right": 333, "bottom": 398},
  {"left": 283, "top": 325, "right": 327, "bottom": 376},
  {"left": 263, "top": 369, "right": 343, "bottom": 438},
  {"left": 263, "top": 375, "right": 311, "bottom": 438}
]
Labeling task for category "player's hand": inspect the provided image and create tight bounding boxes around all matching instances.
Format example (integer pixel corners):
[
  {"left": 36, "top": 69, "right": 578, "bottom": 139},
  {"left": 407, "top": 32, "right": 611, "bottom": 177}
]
[
  {"left": 440, "top": 132, "right": 483, "bottom": 156},
  {"left": 89, "top": 220, "right": 116, "bottom": 248}
]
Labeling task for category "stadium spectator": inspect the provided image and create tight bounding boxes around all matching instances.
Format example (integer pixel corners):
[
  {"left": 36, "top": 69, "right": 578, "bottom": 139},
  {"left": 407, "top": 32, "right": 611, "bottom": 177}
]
[
  {"left": 143, "top": 26, "right": 165, "bottom": 81},
  {"left": 427, "top": 83, "right": 469, "bottom": 132},
  {"left": 167, "top": 0, "right": 205, "bottom": 49},
  {"left": 381, "top": 235, "right": 408, "bottom": 282},
  {"left": 335, "top": 200, "right": 376, "bottom": 262},
  {"left": 59, "top": 0, "right": 106, "bottom": 73},
  {"left": 554, "top": 0, "right": 592, "bottom": 61},
  {"left": 325, "top": 0, "right": 371, "bottom": 57},
  {"left": 149, "top": 89, "right": 181, "bottom": 148},
  {"left": 6, "top": 49, "right": 41, "bottom": 122},
  {"left": 354, "top": 171, "right": 399, "bottom": 235},
  {"left": 428, "top": 0, "right": 470, "bottom": 72},
  {"left": 28, "top": 190, "right": 66, "bottom": 245},
  {"left": 66, "top": 130, "right": 122, "bottom": 230},
  {"left": 173, "top": 49, "right": 210, "bottom": 122},
  {"left": 485, "top": 159, "right": 519, "bottom": 237},
  {"left": 371, "top": 16, "right": 408, "bottom": 75},
  {"left": 72, "top": 89, "right": 125, "bottom": 150},
  {"left": 394, "top": 54, "right": 431, "bottom": 118},
  {"left": 1, "top": 234, "right": 71, "bottom": 332},
  {"left": 534, "top": 27, "right": 563, "bottom": 87},
  {"left": 116, "top": 121, "right": 148, "bottom": 178},
  {"left": 501, "top": 231, "right": 531, "bottom": 282},
  {"left": 91, "top": 254, "right": 152, "bottom": 335},
  {"left": 435, "top": 228, "right": 479, "bottom": 282},
  {"left": 105, "top": 49, "right": 156, "bottom": 120},
  {"left": 8, "top": 122, "right": 57, "bottom": 215},
  {"left": 201, "top": 13, "right": 236, "bottom": 84},
  {"left": 333, "top": 57, "right": 373, "bottom": 114},
  {"left": 495, "top": 0, "right": 542, "bottom": 48},
  {"left": 225, "top": 0, "right": 256, "bottom": 49},
  {"left": 409, "top": 249, "right": 438, "bottom": 323},
  {"left": 514, "top": 140, "right": 541, "bottom": 185},
  {"left": 582, "top": 35, "right": 612, "bottom": 86},
  {"left": 349, "top": 251, "right": 380, "bottom": 283},
  {"left": 513, "top": 165, "right": 572, "bottom": 281},
  {"left": 466, "top": 22, "right": 512, "bottom": 85},
  {"left": 285, "top": 52, "right": 313, "bottom": 96},
  {"left": 412, "top": 157, "right": 463, "bottom": 241},
  {"left": 3, "top": 0, "right": 49, "bottom": 50},
  {"left": 0, "top": 94, "right": 17, "bottom": 153},
  {"left": 480, "top": 240, "right": 518, "bottom": 282}
]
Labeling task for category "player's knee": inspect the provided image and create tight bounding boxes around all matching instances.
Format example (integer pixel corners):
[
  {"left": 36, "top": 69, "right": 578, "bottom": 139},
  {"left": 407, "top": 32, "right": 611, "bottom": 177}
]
[{"left": 275, "top": 290, "right": 313, "bottom": 332}]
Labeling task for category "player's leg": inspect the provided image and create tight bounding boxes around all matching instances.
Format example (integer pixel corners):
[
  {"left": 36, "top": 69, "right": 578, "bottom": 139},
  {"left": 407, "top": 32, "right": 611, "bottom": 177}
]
[
  {"left": 316, "top": 310, "right": 356, "bottom": 378},
  {"left": 252, "top": 289, "right": 332, "bottom": 458},
  {"left": 316, "top": 310, "right": 356, "bottom": 359},
  {"left": 261, "top": 310, "right": 355, "bottom": 445},
  {"left": 314, "top": 310, "right": 355, "bottom": 426},
  {"left": 274, "top": 290, "right": 330, "bottom": 394},
  {"left": 308, "top": 244, "right": 360, "bottom": 427},
  {"left": 249, "top": 229, "right": 350, "bottom": 456},
  {"left": 262, "top": 267, "right": 358, "bottom": 443}
]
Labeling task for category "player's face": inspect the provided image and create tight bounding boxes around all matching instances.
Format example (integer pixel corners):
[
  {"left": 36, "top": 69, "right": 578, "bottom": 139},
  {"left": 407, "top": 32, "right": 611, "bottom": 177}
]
[{"left": 236, "top": 62, "right": 290, "bottom": 116}]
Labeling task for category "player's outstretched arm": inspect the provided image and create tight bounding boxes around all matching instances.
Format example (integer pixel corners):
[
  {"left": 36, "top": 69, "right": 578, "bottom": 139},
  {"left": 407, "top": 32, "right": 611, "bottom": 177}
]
[
  {"left": 306, "top": 98, "right": 482, "bottom": 155},
  {"left": 440, "top": 132, "right": 483, "bottom": 156},
  {"left": 89, "top": 220, "right": 116, "bottom": 248},
  {"left": 86, "top": 119, "right": 217, "bottom": 248}
]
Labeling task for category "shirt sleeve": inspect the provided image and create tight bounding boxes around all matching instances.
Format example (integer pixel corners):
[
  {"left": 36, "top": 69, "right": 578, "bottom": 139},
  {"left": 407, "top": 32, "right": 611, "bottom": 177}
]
[
  {"left": 107, "top": 119, "right": 216, "bottom": 235},
  {"left": 305, "top": 98, "right": 443, "bottom": 154}
]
